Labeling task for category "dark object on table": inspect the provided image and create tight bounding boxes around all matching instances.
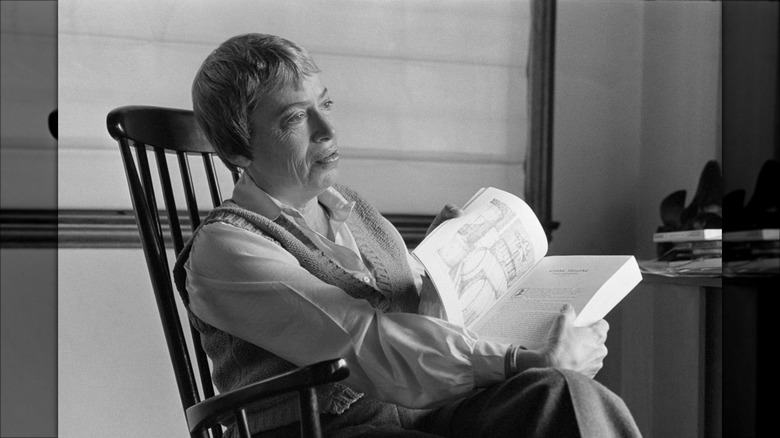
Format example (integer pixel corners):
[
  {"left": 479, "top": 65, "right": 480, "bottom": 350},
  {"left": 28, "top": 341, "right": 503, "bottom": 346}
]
[
  {"left": 740, "top": 160, "right": 779, "bottom": 231},
  {"left": 48, "top": 109, "right": 57, "bottom": 139},
  {"left": 724, "top": 160, "right": 779, "bottom": 231},
  {"left": 723, "top": 189, "right": 746, "bottom": 229},
  {"left": 659, "top": 190, "right": 687, "bottom": 232},
  {"left": 679, "top": 160, "right": 723, "bottom": 230},
  {"left": 656, "top": 160, "right": 723, "bottom": 258}
]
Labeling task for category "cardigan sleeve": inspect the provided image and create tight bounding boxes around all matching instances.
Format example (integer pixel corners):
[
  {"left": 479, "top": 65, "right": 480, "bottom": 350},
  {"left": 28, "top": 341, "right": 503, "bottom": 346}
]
[{"left": 184, "top": 221, "right": 510, "bottom": 409}]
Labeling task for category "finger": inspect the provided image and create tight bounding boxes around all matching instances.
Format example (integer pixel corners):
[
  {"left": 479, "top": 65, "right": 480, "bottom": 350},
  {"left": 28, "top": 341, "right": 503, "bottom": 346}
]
[
  {"left": 435, "top": 204, "right": 464, "bottom": 226},
  {"left": 593, "top": 343, "right": 608, "bottom": 360},
  {"left": 593, "top": 320, "right": 609, "bottom": 343},
  {"left": 426, "top": 204, "right": 463, "bottom": 234},
  {"left": 443, "top": 204, "right": 464, "bottom": 219}
]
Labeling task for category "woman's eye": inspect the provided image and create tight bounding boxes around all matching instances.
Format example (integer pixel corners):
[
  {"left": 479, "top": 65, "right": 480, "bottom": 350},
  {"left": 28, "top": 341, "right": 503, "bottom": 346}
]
[
  {"left": 321, "top": 100, "right": 334, "bottom": 110},
  {"left": 285, "top": 112, "right": 306, "bottom": 125}
]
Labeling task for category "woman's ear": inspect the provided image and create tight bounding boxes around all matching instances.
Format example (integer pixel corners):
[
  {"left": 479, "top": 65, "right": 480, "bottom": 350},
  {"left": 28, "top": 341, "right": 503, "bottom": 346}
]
[{"left": 226, "top": 154, "right": 251, "bottom": 168}]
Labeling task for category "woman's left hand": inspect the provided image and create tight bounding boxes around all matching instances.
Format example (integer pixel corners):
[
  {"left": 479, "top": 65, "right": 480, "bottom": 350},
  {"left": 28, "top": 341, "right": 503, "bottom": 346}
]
[{"left": 426, "top": 204, "right": 464, "bottom": 236}]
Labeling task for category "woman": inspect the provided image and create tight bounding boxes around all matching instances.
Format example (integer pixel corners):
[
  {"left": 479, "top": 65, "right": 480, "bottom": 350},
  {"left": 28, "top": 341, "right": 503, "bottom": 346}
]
[{"left": 174, "top": 33, "right": 640, "bottom": 437}]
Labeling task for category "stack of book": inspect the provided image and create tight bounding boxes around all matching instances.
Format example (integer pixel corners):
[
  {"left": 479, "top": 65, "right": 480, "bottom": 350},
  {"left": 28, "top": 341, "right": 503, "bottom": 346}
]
[
  {"left": 639, "top": 229, "right": 722, "bottom": 276},
  {"left": 653, "top": 229, "right": 722, "bottom": 261},
  {"left": 723, "top": 229, "right": 780, "bottom": 276}
]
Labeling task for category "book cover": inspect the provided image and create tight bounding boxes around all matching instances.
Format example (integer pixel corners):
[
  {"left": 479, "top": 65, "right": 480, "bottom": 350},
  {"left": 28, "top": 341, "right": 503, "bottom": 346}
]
[
  {"left": 412, "top": 187, "right": 642, "bottom": 349},
  {"left": 653, "top": 229, "right": 722, "bottom": 243}
]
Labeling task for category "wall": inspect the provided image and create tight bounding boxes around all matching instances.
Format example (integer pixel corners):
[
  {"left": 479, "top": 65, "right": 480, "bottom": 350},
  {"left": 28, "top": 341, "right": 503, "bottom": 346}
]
[
  {"left": 58, "top": 249, "right": 188, "bottom": 437},
  {"left": 722, "top": 1, "right": 779, "bottom": 201},
  {"left": 0, "top": 0, "right": 57, "bottom": 208},
  {"left": 551, "top": 1, "right": 721, "bottom": 261},
  {"left": 0, "top": 2, "right": 57, "bottom": 437},
  {"left": 0, "top": 249, "right": 57, "bottom": 437},
  {"left": 551, "top": 1, "right": 644, "bottom": 257}
]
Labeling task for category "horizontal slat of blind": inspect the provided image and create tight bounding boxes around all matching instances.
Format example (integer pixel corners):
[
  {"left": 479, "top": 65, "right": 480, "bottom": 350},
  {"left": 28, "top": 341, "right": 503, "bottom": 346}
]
[
  {"left": 58, "top": 0, "right": 530, "bottom": 66},
  {"left": 318, "top": 54, "right": 526, "bottom": 161}
]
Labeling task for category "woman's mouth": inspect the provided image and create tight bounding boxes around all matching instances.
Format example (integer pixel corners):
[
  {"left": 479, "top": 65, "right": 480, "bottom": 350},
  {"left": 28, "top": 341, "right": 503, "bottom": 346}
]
[{"left": 317, "top": 150, "right": 340, "bottom": 164}]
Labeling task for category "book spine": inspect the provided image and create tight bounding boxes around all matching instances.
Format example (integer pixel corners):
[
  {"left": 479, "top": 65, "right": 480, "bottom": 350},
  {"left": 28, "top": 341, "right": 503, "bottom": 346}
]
[
  {"left": 723, "top": 229, "right": 780, "bottom": 242},
  {"left": 653, "top": 229, "right": 722, "bottom": 242}
]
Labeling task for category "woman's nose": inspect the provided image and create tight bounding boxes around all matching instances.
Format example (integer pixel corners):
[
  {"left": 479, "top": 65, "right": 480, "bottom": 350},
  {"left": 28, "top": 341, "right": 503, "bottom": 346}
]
[{"left": 311, "top": 110, "right": 335, "bottom": 143}]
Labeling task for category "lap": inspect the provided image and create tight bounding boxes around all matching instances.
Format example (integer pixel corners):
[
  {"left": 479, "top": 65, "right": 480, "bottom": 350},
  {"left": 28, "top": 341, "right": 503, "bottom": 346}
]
[
  {"left": 258, "top": 368, "right": 640, "bottom": 438},
  {"left": 422, "top": 368, "right": 640, "bottom": 438},
  {"left": 419, "top": 367, "right": 581, "bottom": 437}
]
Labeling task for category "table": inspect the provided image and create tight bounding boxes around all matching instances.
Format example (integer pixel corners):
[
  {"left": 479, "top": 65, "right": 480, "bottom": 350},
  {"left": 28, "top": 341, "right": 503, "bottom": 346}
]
[{"left": 595, "top": 274, "right": 721, "bottom": 438}]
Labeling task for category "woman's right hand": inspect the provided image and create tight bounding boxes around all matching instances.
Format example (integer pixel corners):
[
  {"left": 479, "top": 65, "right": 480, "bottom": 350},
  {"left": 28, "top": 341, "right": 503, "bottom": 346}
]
[{"left": 540, "top": 304, "right": 609, "bottom": 378}]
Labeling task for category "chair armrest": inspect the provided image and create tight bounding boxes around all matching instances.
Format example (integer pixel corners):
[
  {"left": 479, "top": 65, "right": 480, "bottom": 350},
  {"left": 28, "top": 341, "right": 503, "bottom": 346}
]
[{"left": 186, "top": 358, "right": 349, "bottom": 433}]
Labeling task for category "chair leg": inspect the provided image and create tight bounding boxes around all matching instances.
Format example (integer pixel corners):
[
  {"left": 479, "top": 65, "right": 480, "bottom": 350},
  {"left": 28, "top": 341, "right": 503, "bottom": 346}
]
[
  {"left": 299, "top": 387, "right": 323, "bottom": 438},
  {"left": 235, "top": 408, "right": 252, "bottom": 438}
]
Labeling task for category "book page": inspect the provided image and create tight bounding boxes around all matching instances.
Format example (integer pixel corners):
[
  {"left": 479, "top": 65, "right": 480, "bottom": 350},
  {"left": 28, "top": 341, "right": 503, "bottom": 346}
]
[
  {"left": 471, "top": 255, "right": 640, "bottom": 348},
  {"left": 471, "top": 286, "right": 584, "bottom": 349},
  {"left": 412, "top": 187, "right": 549, "bottom": 326}
]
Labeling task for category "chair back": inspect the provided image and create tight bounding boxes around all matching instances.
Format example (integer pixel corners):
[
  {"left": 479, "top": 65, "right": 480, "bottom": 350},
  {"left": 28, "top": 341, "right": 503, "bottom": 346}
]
[{"left": 107, "top": 105, "right": 239, "bottom": 438}]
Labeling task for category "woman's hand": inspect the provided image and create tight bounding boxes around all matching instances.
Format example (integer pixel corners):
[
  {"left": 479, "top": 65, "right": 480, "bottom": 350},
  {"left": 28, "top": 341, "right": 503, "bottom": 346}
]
[
  {"left": 426, "top": 204, "right": 464, "bottom": 236},
  {"left": 540, "top": 304, "right": 609, "bottom": 378}
]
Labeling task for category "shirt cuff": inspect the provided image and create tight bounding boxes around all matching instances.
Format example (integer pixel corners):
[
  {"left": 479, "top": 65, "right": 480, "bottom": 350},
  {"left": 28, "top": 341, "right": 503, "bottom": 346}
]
[{"left": 470, "top": 340, "right": 511, "bottom": 387}]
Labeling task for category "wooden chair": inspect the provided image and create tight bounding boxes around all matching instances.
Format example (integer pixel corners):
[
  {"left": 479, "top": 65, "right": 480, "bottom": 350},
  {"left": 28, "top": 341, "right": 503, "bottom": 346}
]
[{"left": 107, "top": 105, "right": 349, "bottom": 438}]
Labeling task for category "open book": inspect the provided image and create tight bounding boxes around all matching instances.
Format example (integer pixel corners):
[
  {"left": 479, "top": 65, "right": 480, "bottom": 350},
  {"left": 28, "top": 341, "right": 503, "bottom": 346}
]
[{"left": 412, "top": 187, "right": 642, "bottom": 349}]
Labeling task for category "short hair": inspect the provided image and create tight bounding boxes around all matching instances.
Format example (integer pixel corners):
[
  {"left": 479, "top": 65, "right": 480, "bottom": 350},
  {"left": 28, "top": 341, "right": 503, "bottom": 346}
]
[{"left": 192, "top": 33, "right": 321, "bottom": 172}]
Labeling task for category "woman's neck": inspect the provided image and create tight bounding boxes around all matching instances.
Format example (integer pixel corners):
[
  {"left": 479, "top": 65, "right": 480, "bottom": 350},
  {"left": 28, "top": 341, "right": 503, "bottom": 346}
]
[
  {"left": 244, "top": 169, "right": 322, "bottom": 211},
  {"left": 300, "top": 201, "right": 333, "bottom": 240},
  {"left": 242, "top": 171, "right": 333, "bottom": 239}
]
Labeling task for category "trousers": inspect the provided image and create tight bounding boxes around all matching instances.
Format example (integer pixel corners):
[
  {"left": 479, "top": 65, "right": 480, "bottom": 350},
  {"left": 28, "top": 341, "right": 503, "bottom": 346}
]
[{"left": 258, "top": 368, "right": 642, "bottom": 438}]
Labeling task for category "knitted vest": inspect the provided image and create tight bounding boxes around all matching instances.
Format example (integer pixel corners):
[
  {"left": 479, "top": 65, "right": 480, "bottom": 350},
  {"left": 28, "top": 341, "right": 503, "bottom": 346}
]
[{"left": 172, "top": 184, "right": 420, "bottom": 434}]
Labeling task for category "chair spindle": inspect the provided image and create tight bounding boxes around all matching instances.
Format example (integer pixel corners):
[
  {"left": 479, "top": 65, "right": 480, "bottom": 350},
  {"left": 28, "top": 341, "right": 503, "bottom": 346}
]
[
  {"left": 178, "top": 152, "right": 202, "bottom": 230},
  {"left": 154, "top": 148, "right": 185, "bottom": 254},
  {"left": 135, "top": 143, "right": 164, "bottom": 244},
  {"left": 202, "top": 153, "right": 223, "bottom": 208}
]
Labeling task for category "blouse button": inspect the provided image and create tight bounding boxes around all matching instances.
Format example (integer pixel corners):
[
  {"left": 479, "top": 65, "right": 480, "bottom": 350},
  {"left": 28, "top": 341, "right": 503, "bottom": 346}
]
[{"left": 362, "top": 276, "right": 371, "bottom": 284}]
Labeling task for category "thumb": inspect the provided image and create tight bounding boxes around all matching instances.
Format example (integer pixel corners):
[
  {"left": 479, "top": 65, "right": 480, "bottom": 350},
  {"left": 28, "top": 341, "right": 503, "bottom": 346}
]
[
  {"left": 553, "top": 304, "right": 576, "bottom": 330},
  {"left": 560, "top": 303, "right": 576, "bottom": 319},
  {"left": 547, "top": 304, "right": 575, "bottom": 339}
]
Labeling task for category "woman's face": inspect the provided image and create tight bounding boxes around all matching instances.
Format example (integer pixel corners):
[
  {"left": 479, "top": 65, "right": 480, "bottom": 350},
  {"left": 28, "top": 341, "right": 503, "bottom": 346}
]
[{"left": 242, "top": 74, "right": 339, "bottom": 205}]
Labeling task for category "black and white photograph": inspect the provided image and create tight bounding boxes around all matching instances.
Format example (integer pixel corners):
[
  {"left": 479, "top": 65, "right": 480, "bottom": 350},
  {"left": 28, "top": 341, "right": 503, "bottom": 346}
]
[{"left": 1, "top": 0, "right": 777, "bottom": 437}]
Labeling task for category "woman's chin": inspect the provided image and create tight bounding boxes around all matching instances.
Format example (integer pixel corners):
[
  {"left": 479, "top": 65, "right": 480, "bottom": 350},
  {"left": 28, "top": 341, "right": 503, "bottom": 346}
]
[{"left": 311, "top": 167, "right": 339, "bottom": 190}]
